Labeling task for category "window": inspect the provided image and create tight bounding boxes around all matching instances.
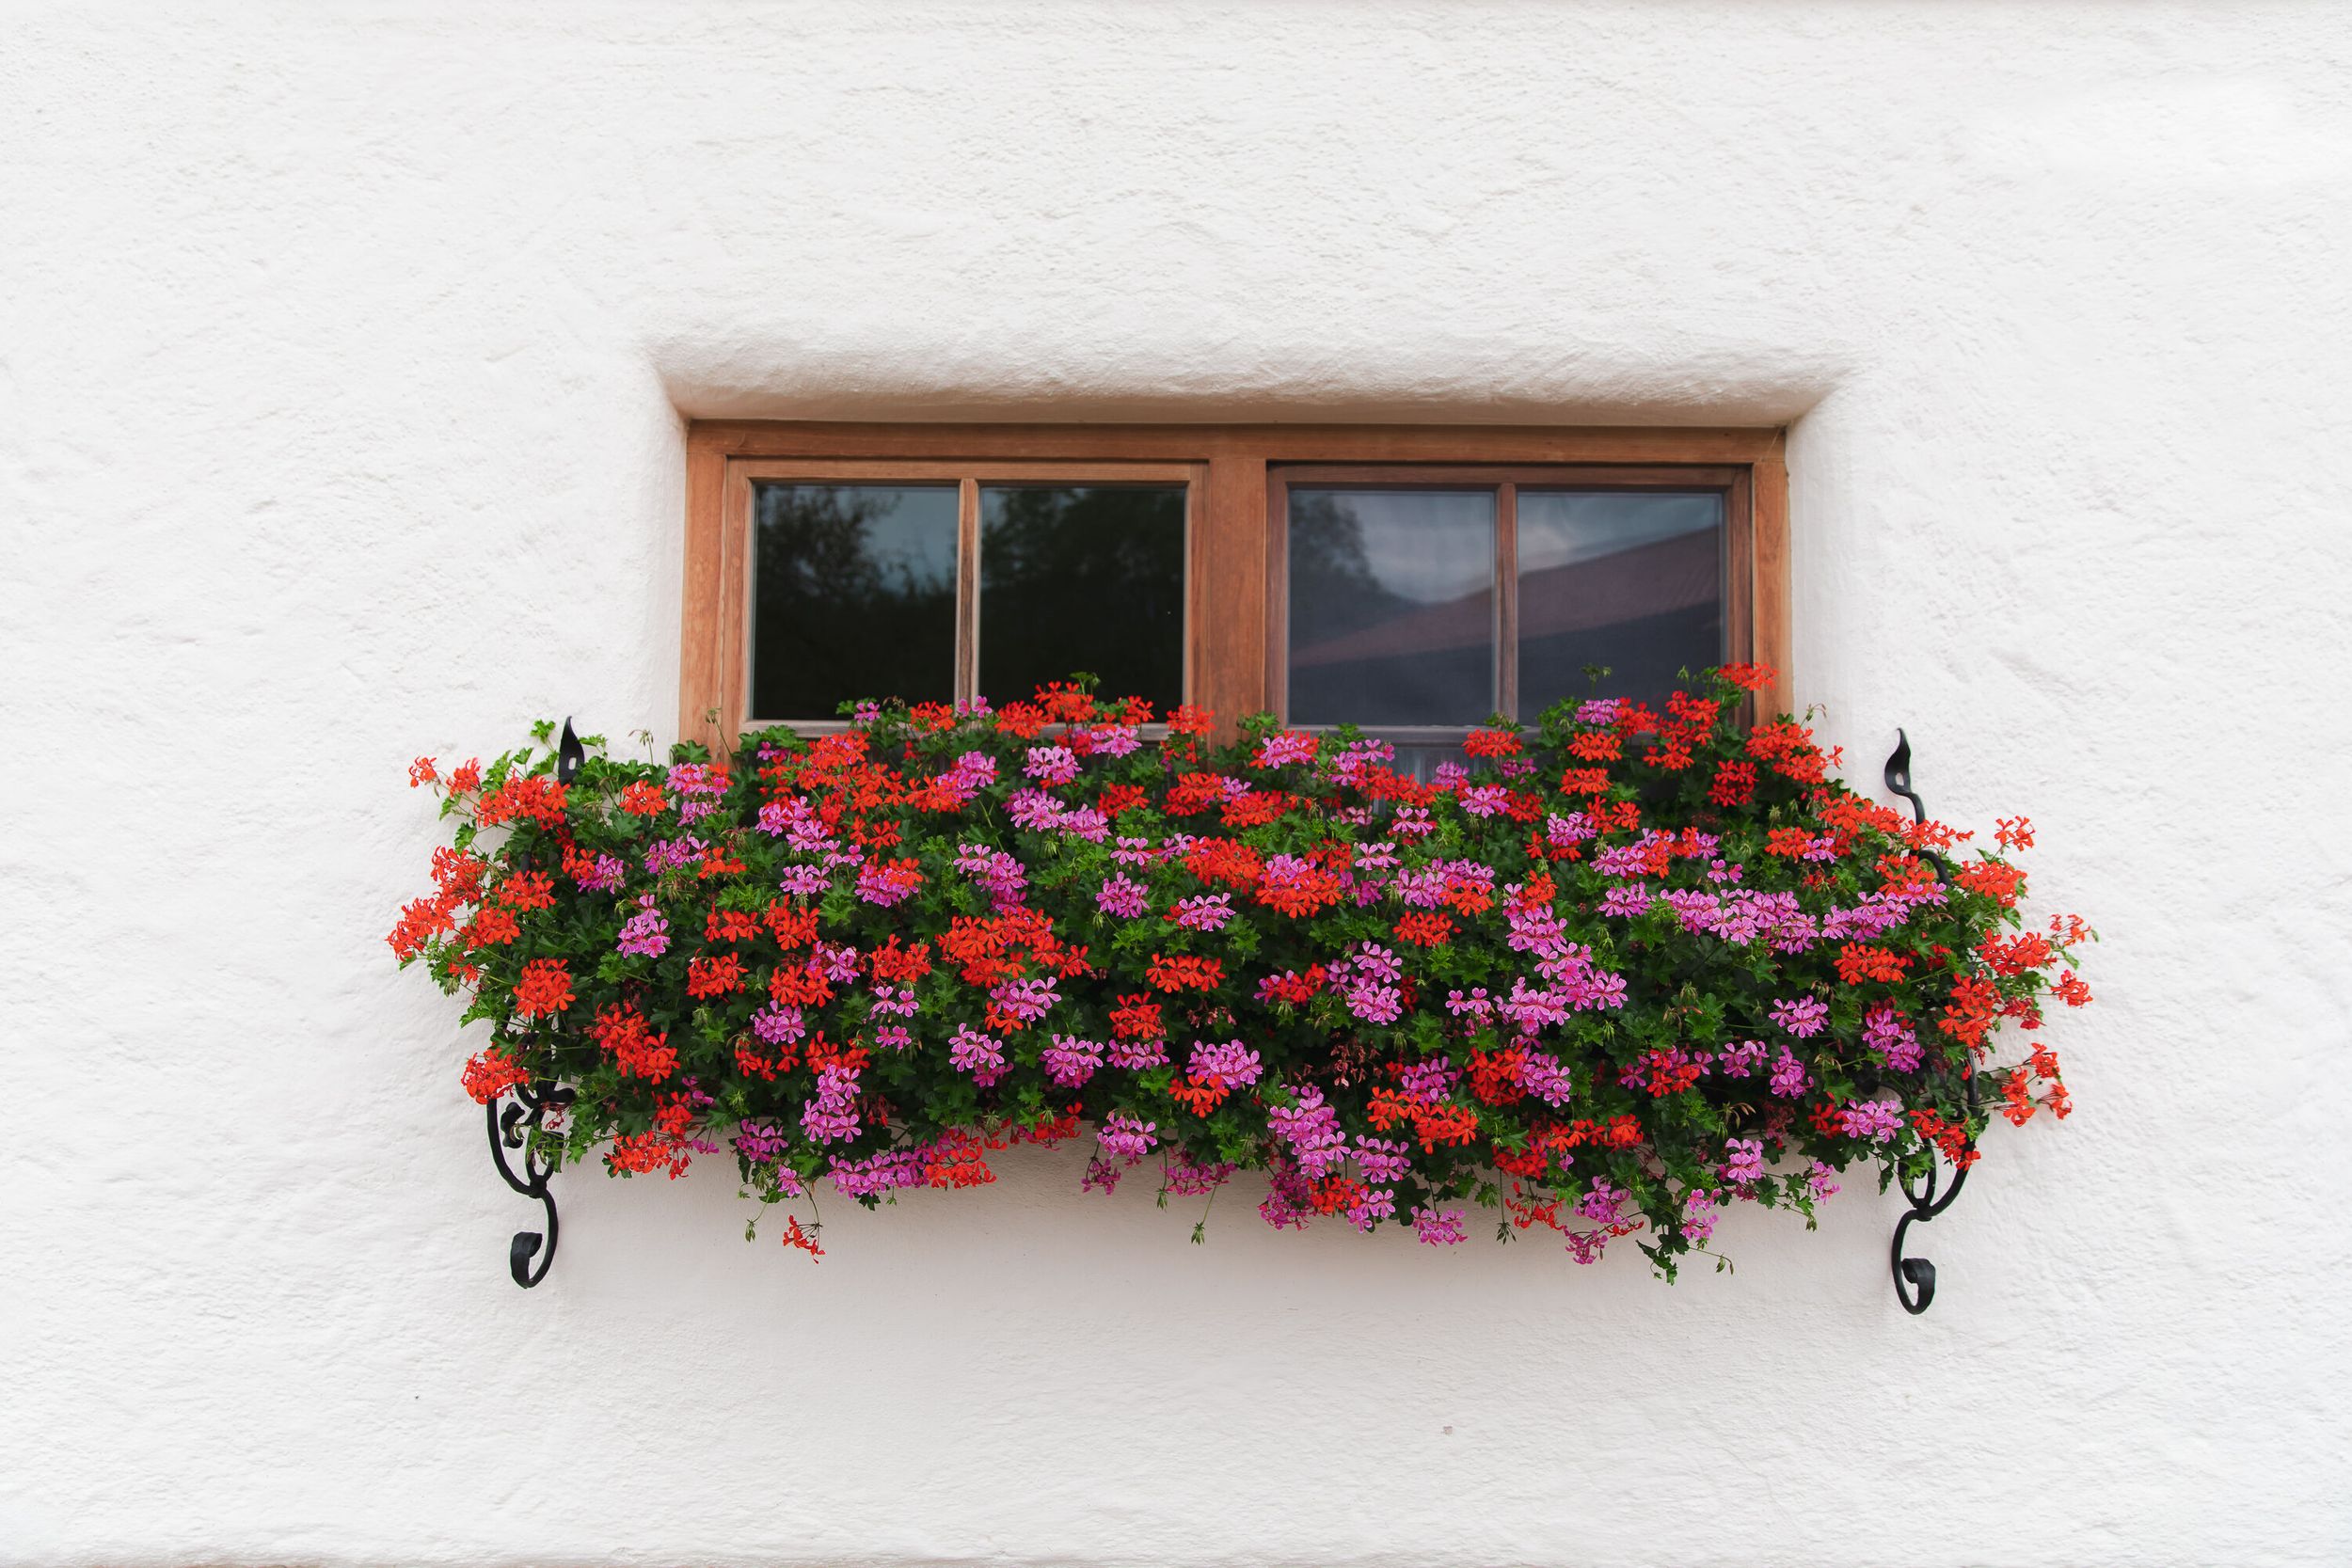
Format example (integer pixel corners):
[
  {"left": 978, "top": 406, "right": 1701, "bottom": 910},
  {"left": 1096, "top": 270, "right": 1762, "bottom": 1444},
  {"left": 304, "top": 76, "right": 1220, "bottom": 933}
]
[
  {"left": 723, "top": 461, "right": 1200, "bottom": 727},
  {"left": 683, "top": 425, "right": 1786, "bottom": 751}
]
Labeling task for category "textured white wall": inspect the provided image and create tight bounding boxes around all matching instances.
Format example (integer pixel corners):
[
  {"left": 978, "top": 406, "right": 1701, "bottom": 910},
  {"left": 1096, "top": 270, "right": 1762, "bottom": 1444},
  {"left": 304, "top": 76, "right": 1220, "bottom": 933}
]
[{"left": 4, "top": 4, "right": 2348, "bottom": 1564}]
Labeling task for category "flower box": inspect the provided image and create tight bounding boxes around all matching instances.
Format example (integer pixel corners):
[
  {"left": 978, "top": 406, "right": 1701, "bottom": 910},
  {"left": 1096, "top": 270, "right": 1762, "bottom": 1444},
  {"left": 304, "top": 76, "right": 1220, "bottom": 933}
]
[{"left": 392, "top": 666, "right": 2088, "bottom": 1306}]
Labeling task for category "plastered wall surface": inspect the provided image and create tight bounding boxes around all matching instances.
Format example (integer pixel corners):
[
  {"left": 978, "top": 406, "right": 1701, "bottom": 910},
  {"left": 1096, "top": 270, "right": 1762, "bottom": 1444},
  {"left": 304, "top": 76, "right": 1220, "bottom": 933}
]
[{"left": 3, "top": 4, "right": 2347, "bottom": 1564}]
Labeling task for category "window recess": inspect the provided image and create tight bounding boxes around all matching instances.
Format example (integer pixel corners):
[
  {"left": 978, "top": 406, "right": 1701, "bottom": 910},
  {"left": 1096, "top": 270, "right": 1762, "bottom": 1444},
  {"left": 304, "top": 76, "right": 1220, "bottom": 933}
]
[{"left": 683, "top": 426, "right": 1786, "bottom": 752}]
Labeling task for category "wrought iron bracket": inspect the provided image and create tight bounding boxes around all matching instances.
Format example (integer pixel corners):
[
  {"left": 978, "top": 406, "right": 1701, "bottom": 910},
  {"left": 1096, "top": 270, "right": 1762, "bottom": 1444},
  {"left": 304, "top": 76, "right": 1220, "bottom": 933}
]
[
  {"left": 477, "top": 718, "right": 586, "bottom": 1289},
  {"left": 487, "top": 1078, "right": 576, "bottom": 1287},
  {"left": 1890, "top": 1143, "right": 1969, "bottom": 1314},
  {"left": 1883, "top": 727, "right": 1977, "bottom": 1314}
]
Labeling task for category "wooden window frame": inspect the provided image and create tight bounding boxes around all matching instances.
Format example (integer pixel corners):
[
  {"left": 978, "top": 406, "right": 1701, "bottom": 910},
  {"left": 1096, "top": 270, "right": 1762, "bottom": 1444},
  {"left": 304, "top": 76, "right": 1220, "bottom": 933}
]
[{"left": 684, "top": 422, "right": 1788, "bottom": 752}]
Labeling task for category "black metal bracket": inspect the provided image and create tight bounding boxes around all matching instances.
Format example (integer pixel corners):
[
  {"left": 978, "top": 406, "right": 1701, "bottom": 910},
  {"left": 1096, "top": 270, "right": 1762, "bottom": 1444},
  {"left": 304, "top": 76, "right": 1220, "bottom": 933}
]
[
  {"left": 1883, "top": 727, "right": 1976, "bottom": 1314},
  {"left": 486, "top": 1078, "right": 575, "bottom": 1287},
  {"left": 477, "top": 717, "right": 586, "bottom": 1289},
  {"left": 557, "top": 717, "right": 584, "bottom": 783},
  {"left": 1890, "top": 1144, "right": 1969, "bottom": 1314}
]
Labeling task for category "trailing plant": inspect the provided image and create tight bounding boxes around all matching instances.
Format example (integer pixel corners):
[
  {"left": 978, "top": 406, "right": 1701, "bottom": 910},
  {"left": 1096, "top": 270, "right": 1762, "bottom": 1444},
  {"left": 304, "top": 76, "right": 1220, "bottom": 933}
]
[{"left": 389, "top": 666, "right": 2089, "bottom": 1275}]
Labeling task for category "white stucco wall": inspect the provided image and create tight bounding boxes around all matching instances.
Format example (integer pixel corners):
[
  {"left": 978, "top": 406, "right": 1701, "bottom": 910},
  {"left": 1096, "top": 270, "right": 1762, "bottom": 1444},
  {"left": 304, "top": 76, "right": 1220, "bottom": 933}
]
[{"left": 5, "top": 3, "right": 2347, "bottom": 1564}]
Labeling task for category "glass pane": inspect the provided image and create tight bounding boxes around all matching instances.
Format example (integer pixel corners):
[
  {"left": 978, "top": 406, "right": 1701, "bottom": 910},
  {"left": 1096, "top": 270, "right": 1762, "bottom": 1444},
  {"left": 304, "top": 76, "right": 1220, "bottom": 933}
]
[
  {"left": 1287, "top": 488, "right": 1495, "bottom": 727},
  {"left": 750, "top": 483, "right": 959, "bottom": 719},
  {"left": 1517, "top": 491, "right": 1724, "bottom": 719},
  {"left": 979, "top": 485, "right": 1185, "bottom": 712}
]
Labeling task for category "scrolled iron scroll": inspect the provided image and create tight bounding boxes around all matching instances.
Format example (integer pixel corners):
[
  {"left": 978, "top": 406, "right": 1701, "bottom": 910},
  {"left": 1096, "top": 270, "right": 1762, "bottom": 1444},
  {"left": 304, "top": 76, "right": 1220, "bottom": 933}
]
[
  {"left": 1890, "top": 1142, "right": 1970, "bottom": 1314},
  {"left": 1883, "top": 728, "right": 1946, "bottom": 878},
  {"left": 486, "top": 1079, "right": 576, "bottom": 1287},
  {"left": 477, "top": 719, "right": 586, "bottom": 1288},
  {"left": 1883, "top": 727, "right": 1977, "bottom": 1314}
]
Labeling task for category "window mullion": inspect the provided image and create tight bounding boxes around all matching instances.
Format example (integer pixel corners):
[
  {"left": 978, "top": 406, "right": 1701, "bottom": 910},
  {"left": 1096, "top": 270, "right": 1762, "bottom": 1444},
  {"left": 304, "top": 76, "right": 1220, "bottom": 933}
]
[{"left": 955, "top": 477, "right": 979, "bottom": 705}]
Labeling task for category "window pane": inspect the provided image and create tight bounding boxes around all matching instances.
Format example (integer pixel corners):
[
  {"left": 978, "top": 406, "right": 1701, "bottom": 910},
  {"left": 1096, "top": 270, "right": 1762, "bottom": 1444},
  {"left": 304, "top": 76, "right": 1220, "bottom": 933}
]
[
  {"left": 979, "top": 485, "right": 1185, "bottom": 712},
  {"left": 1287, "top": 488, "right": 1495, "bottom": 727},
  {"left": 1517, "top": 491, "right": 1724, "bottom": 719},
  {"left": 750, "top": 483, "right": 959, "bottom": 719}
]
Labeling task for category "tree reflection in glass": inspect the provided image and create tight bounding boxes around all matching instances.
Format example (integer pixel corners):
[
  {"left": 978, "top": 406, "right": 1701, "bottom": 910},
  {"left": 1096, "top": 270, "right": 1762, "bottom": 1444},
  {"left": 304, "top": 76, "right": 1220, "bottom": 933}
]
[
  {"left": 980, "top": 485, "right": 1184, "bottom": 713},
  {"left": 750, "top": 483, "right": 958, "bottom": 719}
]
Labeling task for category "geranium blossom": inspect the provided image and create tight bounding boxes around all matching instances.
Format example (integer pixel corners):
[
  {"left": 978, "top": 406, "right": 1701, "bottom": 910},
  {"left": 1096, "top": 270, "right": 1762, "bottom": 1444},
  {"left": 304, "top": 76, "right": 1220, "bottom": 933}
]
[
  {"left": 1771, "top": 995, "right": 1830, "bottom": 1037},
  {"left": 1042, "top": 1035, "right": 1104, "bottom": 1087},
  {"left": 1168, "top": 893, "right": 1235, "bottom": 931},
  {"left": 1097, "top": 1114, "right": 1158, "bottom": 1161},
  {"left": 1024, "top": 744, "right": 1080, "bottom": 785},
  {"left": 1254, "top": 731, "right": 1318, "bottom": 768},
  {"left": 614, "top": 901, "right": 671, "bottom": 958},
  {"left": 949, "top": 1026, "right": 1008, "bottom": 1086}
]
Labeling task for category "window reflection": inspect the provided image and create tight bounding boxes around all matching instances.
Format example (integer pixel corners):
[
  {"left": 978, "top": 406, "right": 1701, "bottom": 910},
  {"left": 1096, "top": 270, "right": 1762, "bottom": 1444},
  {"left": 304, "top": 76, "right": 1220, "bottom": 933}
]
[
  {"left": 1517, "top": 491, "right": 1724, "bottom": 717},
  {"left": 980, "top": 485, "right": 1185, "bottom": 713},
  {"left": 1287, "top": 488, "right": 1495, "bottom": 727},
  {"left": 750, "top": 483, "right": 958, "bottom": 719}
]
